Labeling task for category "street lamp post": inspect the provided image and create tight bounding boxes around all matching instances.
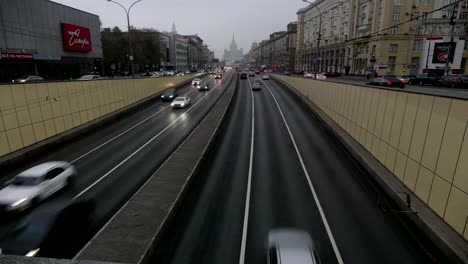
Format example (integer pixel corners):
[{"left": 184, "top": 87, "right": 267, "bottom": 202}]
[
  {"left": 106, "top": 0, "right": 143, "bottom": 78},
  {"left": 303, "top": 0, "right": 322, "bottom": 76}
]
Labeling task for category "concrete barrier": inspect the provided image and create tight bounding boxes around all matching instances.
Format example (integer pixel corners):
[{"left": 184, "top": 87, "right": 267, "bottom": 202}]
[
  {"left": 0, "top": 76, "right": 195, "bottom": 158},
  {"left": 274, "top": 75, "right": 468, "bottom": 241}
]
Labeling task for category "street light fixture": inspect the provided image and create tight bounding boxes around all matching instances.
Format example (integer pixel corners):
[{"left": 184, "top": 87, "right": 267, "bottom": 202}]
[
  {"left": 302, "top": 0, "right": 322, "bottom": 76},
  {"left": 106, "top": 0, "right": 143, "bottom": 78}
]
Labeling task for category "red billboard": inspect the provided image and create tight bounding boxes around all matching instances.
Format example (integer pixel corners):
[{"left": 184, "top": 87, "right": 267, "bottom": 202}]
[{"left": 61, "top": 23, "right": 92, "bottom": 52}]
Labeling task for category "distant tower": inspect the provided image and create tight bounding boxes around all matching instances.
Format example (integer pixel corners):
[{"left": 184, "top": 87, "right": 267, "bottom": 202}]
[
  {"left": 171, "top": 22, "right": 177, "bottom": 34},
  {"left": 230, "top": 34, "right": 238, "bottom": 51}
]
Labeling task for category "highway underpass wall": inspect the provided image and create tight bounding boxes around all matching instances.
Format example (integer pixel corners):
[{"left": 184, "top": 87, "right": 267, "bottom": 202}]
[
  {"left": 274, "top": 75, "right": 468, "bottom": 241},
  {"left": 0, "top": 76, "right": 194, "bottom": 157}
]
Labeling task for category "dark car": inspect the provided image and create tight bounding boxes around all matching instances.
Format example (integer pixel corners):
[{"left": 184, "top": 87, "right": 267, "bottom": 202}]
[
  {"left": 408, "top": 74, "right": 440, "bottom": 86},
  {"left": 198, "top": 83, "right": 210, "bottom": 91},
  {"left": 437, "top": 75, "right": 468, "bottom": 88},
  {"left": 369, "top": 77, "right": 406, "bottom": 88},
  {"left": 161, "top": 88, "right": 178, "bottom": 102},
  {"left": 0, "top": 200, "right": 95, "bottom": 258},
  {"left": 12, "top": 75, "right": 44, "bottom": 83},
  {"left": 324, "top": 72, "right": 341, "bottom": 77},
  {"left": 248, "top": 73, "right": 256, "bottom": 77},
  {"left": 283, "top": 71, "right": 291, "bottom": 76},
  {"left": 240, "top": 73, "right": 248, "bottom": 79}
]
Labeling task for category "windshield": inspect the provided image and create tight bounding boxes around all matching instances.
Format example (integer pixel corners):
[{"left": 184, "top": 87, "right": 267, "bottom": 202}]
[
  {"left": 174, "top": 98, "right": 185, "bottom": 102},
  {"left": 10, "top": 176, "right": 40, "bottom": 186}
]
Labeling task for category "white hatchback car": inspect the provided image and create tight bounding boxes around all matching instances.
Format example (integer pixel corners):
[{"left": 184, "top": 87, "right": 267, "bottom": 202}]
[
  {"left": 171, "top": 97, "right": 191, "bottom": 108},
  {"left": 192, "top": 78, "right": 202, "bottom": 86},
  {"left": 0, "top": 162, "right": 76, "bottom": 213},
  {"left": 262, "top": 75, "right": 270, "bottom": 80}
]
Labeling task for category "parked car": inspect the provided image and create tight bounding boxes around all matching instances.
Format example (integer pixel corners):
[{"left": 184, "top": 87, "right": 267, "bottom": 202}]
[
  {"left": 304, "top": 72, "right": 315, "bottom": 78},
  {"left": 0, "top": 162, "right": 76, "bottom": 213},
  {"left": 316, "top": 73, "right": 327, "bottom": 80},
  {"left": 161, "top": 88, "right": 178, "bottom": 102},
  {"left": 12, "top": 75, "right": 44, "bottom": 83},
  {"left": 283, "top": 71, "right": 291, "bottom": 75},
  {"left": 150, "top": 72, "right": 161, "bottom": 78},
  {"left": 251, "top": 82, "right": 262, "bottom": 91},
  {"left": 324, "top": 72, "right": 341, "bottom": 77},
  {"left": 407, "top": 74, "right": 440, "bottom": 86},
  {"left": 267, "top": 229, "right": 320, "bottom": 264},
  {"left": 240, "top": 73, "right": 248, "bottom": 79},
  {"left": 262, "top": 75, "right": 270, "bottom": 80},
  {"left": 437, "top": 75, "right": 468, "bottom": 88},
  {"left": 77, "top": 74, "right": 102, "bottom": 81},
  {"left": 369, "top": 77, "right": 406, "bottom": 88},
  {"left": 396, "top": 75, "right": 415, "bottom": 83},
  {"left": 171, "top": 97, "right": 191, "bottom": 108}
]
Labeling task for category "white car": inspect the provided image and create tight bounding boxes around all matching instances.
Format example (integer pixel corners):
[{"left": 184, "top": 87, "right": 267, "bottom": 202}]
[
  {"left": 316, "top": 73, "right": 327, "bottom": 80},
  {"left": 262, "top": 74, "right": 270, "bottom": 80},
  {"left": 304, "top": 72, "right": 315, "bottom": 78},
  {"left": 0, "top": 162, "right": 76, "bottom": 213},
  {"left": 150, "top": 72, "right": 161, "bottom": 78},
  {"left": 77, "top": 74, "right": 102, "bottom": 81},
  {"left": 171, "top": 97, "right": 191, "bottom": 108},
  {"left": 192, "top": 78, "right": 202, "bottom": 86},
  {"left": 252, "top": 82, "right": 262, "bottom": 91}
]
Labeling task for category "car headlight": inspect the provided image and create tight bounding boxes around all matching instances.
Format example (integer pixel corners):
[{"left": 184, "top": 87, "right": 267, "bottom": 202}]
[
  {"left": 169, "top": 95, "right": 174, "bottom": 98},
  {"left": 10, "top": 198, "right": 29, "bottom": 208},
  {"left": 25, "top": 248, "right": 40, "bottom": 257},
  {"left": 171, "top": 103, "right": 175, "bottom": 107},
  {"left": 181, "top": 103, "right": 185, "bottom": 107}
]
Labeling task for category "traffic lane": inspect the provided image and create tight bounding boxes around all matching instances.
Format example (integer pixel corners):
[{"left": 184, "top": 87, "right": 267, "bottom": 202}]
[
  {"left": 151, "top": 75, "right": 251, "bottom": 264},
  {"left": 0, "top": 75, "right": 214, "bottom": 184},
  {"left": 245, "top": 76, "right": 338, "bottom": 264},
  {"left": 326, "top": 77, "right": 468, "bottom": 99},
  {"left": 265, "top": 79, "right": 435, "bottom": 263},
  {"left": 0, "top": 76, "right": 227, "bottom": 250}
]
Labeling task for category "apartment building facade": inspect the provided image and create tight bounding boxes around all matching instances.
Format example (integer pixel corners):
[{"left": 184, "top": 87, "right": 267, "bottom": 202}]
[{"left": 296, "top": 0, "right": 468, "bottom": 76}]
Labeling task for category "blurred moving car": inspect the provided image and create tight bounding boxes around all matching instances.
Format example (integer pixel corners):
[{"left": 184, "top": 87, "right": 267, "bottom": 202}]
[
  {"left": 192, "top": 78, "right": 202, "bottom": 86},
  {"left": 437, "top": 74, "right": 468, "bottom": 88},
  {"left": 369, "top": 77, "right": 406, "bottom": 88},
  {"left": 251, "top": 82, "right": 262, "bottom": 91},
  {"left": 77, "top": 74, "right": 102, "bottom": 81},
  {"left": 0, "top": 200, "right": 95, "bottom": 258},
  {"left": 267, "top": 229, "right": 320, "bottom": 264},
  {"left": 240, "top": 73, "right": 248, "bottom": 79},
  {"left": 304, "top": 72, "right": 315, "bottom": 78},
  {"left": 396, "top": 75, "right": 415, "bottom": 83},
  {"left": 283, "top": 71, "right": 291, "bottom": 75},
  {"left": 160, "top": 88, "right": 178, "bottom": 102},
  {"left": 262, "top": 75, "right": 270, "bottom": 80},
  {"left": 214, "top": 73, "right": 222, "bottom": 79},
  {"left": 0, "top": 162, "right": 76, "bottom": 213},
  {"left": 248, "top": 73, "right": 256, "bottom": 77},
  {"left": 407, "top": 74, "right": 439, "bottom": 86},
  {"left": 171, "top": 97, "right": 191, "bottom": 108},
  {"left": 316, "top": 73, "right": 327, "bottom": 80},
  {"left": 12, "top": 75, "right": 45, "bottom": 83},
  {"left": 198, "top": 83, "right": 210, "bottom": 91}
]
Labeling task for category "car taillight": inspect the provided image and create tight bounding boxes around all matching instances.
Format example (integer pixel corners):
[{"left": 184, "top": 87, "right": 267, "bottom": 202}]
[
  {"left": 402, "top": 81, "right": 407, "bottom": 85},
  {"left": 386, "top": 82, "right": 392, "bottom": 85}
]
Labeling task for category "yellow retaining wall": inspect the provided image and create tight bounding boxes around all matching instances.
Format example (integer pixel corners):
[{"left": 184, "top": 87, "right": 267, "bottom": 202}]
[
  {"left": 0, "top": 75, "right": 193, "bottom": 157},
  {"left": 275, "top": 75, "right": 468, "bottom": 240}
]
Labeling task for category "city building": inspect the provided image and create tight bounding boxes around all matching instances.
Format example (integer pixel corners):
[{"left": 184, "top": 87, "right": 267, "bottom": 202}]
[
  {"left": 223, "top": 35, "right": 244, "bottom": 65},
  {"left": 245, "top": 22, "right": 297, "bottom": 72},
  {"left": 0, "top": 0, "right": 103, "bottom": 81},
  {"left": 296, "top": 0, "right": 468, "bottom": 76}
]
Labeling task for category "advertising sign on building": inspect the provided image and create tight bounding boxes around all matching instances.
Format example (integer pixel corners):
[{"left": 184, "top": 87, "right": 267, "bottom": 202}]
[
  {"left": 1, "top": 53, "right": 34, "bottom": 60},
  {"left": 61, "top": 23, "right": 92, "bottom": 52},
  {"left": 432, "top": 42, "right": 455, "bottom": 64}
]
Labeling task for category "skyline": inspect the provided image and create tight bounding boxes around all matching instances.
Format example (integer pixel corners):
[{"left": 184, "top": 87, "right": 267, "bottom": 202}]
[{"left": 52, "top": 0, "right": 304, "bottom": 58}]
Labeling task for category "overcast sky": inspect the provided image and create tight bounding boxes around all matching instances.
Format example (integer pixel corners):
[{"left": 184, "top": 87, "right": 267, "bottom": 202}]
[{"left": 52, "top": 0, "right": 304, "bottom": 58}]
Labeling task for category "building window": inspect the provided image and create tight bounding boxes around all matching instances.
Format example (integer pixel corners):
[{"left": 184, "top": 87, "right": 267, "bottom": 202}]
[
  {"left": 413, "top": 40, "right": 422, "bottom": 51},
  {"left": 390, "top": 26, "right": 400, "bottom": 35},
  {"left": 394, "top": 0, "right": 402, "bottom": 6},
  {"left": 388, "top": 56, "right": 397, "bottom": 71},
  {"left": 389, "top": 44, "right": 399, "bottom": 53},
  {"left": 415, "top": 0, "right": 421, "bottom": 6},
  {"left": 422, "top": 12, "right": 428, "bottom": 19},
  {"left": 415, "top": 26, "right": 424, "bottom": 34},
  {"left": 411, "top": 57, "right": 419, "bottom": 68},
  {"left": 413, "top": 12, "right": 419, "bottom": 20},
  {"left": 425, "top": 0, "right": 431, "bottom": 5},
  {"left": 393, "top": 11, "right": 400, "bottom": 21},
  {"left": 461, "top": 12, "right": 468, "bottom": 19}
]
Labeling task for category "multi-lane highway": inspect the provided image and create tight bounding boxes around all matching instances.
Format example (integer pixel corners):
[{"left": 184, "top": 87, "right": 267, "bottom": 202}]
[
  {"left": 153, "top": 74, "right": 439, "bottom": 264},
  {"left": 0, "top": 72, "right": 234, "bottom": 258}
]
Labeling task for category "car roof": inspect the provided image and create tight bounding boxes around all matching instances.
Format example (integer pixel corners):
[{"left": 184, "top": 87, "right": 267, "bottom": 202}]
[
  {"left": 18, "top": 162, "right": 68, "bottom": 177},
  {"left": 269, "top": 229, "right": 316, "bottom": 263}
]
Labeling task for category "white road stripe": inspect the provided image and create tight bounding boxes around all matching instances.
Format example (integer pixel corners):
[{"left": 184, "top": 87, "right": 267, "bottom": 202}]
[
  {"left": 263, "top": 80, "right": 345, "bottom": 264},
  {"left": 239, "top": 77, "right": 255, "bottom": 264},
  {"left": 70, "top": 77, "right": 216, "bottom": 164},
  {"left": 72, "top": 78, "right": 223, "bottom": 200}
]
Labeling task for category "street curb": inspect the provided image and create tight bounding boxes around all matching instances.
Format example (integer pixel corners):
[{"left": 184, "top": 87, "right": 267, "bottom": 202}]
[
  {"left": 0, "top": 74, "right": 206, "bottom": 177},
  {"left": 74, "top": 72, "right": 237, "bottom": 264},
  {"left": 272, "top": 75, "right": 468, "bottom": 264}
]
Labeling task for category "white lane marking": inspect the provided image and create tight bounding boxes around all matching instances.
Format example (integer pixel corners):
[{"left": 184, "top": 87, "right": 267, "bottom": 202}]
[
  {"left": 239, "top": 77, "right": 255, "bottom": 264},
  {"left": 72, "top": 77, "right": 224, "bottom": 200},
  {"left": 263, "top": 80, "right": 345, "bottom": 264},
  {"left": 70, "top": 77, "right": 216, "bottom": 164}
]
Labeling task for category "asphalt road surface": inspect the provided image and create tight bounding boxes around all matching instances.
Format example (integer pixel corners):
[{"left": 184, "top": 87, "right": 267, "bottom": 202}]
[
  {"left": 0, "top": 72, "right": 233, "bottom": 258},
  {"left": 153, "top": 74, "right": 440, "bottom": 264}
]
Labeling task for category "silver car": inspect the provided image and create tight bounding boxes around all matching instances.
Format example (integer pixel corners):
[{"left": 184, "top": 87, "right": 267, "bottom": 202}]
[
  {"left": 0, "top": 162, "right": 76, "bottom": 213},
  {"left": 267, "top": 229, "right": 320, "bottom": 264},
  {"left": 171, "top": 97, "right": 191, "bottom": 108}
]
